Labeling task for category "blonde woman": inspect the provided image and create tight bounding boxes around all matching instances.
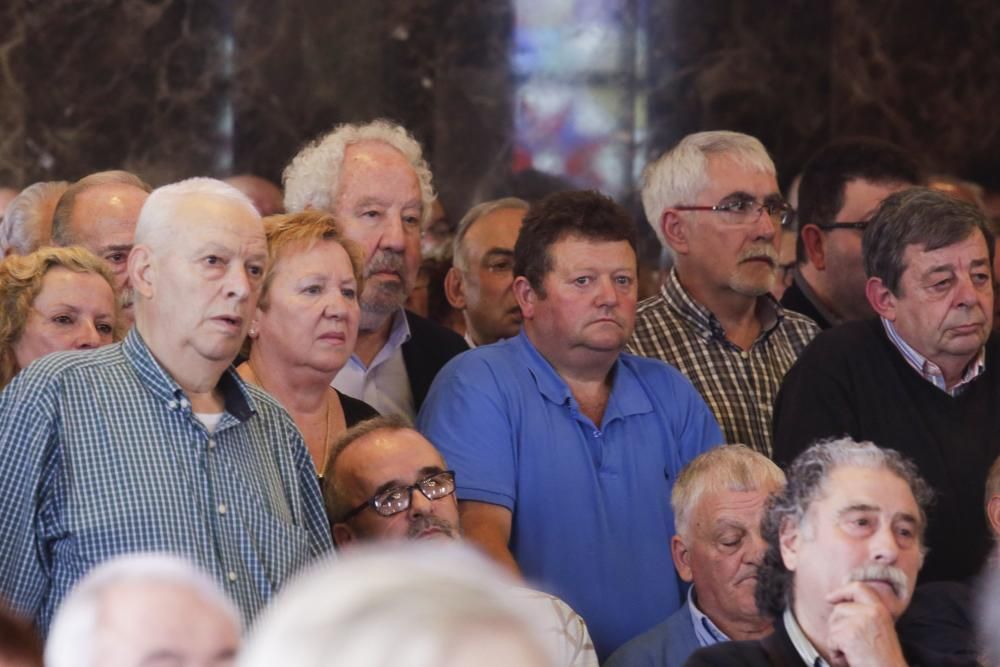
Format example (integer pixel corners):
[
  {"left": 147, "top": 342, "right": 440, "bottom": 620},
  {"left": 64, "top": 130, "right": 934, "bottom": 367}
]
[
  {"left": 0, "top": 246, "right": 121, "bottom": 389},
  {"left": 238, "top": 211, "right": 377, "bottom": 478}
]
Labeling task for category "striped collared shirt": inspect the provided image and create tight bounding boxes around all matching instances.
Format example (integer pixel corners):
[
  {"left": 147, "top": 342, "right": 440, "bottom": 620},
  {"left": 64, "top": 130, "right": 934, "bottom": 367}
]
[
  {"left": 628, "top": 269, "right": 820, "bottom": 456},
  {"left": 687, "top": 586, "right": 730, "bottom": 647},
  {"left": 881, "top": 317, "right": 986, "bottom": 396},
  {"left": 0, "top": 328, "right": 333, "bottom": 632}
]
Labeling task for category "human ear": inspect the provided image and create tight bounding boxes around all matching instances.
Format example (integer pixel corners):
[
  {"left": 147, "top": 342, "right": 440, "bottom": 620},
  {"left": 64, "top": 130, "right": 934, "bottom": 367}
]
[
  {"left": 865, "top": 276, "right": 897, "bottom": 319},
  {"left": 671, "top": 534, "right": 694, "bottom": 582},
  {"left": 662, "top": 210, "right": 689, "bottom": 256},
  {"left": 512, "top": 276, "right": 537, "bottom": 319},
  {"left": 444, "top": 266, "right": 466, "bottom": 309},
  {"left": 129, "top": 245, "right": 155, "bottom": 300},
  {"left": 800, "top": 225, "right": 826, "bottom": 270}
]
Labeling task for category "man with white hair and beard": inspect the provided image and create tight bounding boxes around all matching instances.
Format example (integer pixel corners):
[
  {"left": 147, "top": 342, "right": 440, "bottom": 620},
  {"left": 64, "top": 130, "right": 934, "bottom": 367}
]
[
  {"left": 685, "top": 437, "right": 974, "bottom": 667},
  {"left": 322, "top": 415, "right": 599, "bottom": 666},
  {"left": 283, "top": 120, "right": 467, "bottom": 419},
  {"left": 628, "top": 131, "right": 819, "bottom": 457}
]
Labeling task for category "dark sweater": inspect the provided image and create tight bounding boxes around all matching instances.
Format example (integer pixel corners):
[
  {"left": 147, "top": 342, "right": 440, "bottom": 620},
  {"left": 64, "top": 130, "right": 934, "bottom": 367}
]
[
  {"left": 779, "top": 278, "right": 831, "bottom": 330},
  {"left": 773, "top": 318, "right": 1000, "bottom": 583}
]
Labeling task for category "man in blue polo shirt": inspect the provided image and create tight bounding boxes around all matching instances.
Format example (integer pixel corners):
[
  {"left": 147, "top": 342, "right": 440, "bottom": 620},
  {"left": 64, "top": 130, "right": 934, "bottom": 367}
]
[{"left": 418, "top": 190, "right": 723, "bottom": 659}]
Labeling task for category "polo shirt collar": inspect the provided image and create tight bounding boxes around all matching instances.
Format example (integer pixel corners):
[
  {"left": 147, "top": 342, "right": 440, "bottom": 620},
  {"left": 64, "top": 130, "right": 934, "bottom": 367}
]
[
  {"left": 515, "top": 330, "right": 653, "bottom": 420},
  {"left": 122, "top": 327, "right": 256, "bottom": 422}
]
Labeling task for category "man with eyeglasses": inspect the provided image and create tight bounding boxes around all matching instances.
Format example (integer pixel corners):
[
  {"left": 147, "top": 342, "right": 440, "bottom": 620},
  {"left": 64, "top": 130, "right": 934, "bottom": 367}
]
[
  {"left": 774, "top": 188, "right": 1000, "bottom": 584},
  {"left": 781, "top": 138, "right": 922, "bottom": 329},
  {"left": 322, "top": 414, "right": 600, "bottom": 667},
  {"left": 628, "top": 131, "right": 819, "bottom": 457}
]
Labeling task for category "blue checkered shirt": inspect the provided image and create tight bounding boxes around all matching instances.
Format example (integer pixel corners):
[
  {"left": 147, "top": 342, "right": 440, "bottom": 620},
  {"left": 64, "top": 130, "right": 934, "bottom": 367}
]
[{"left": 0, "top": 328, "right": 333, "bottom": 632}]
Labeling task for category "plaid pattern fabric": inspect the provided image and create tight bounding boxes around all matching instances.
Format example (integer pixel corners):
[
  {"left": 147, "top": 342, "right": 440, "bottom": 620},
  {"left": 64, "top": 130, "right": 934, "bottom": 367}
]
[
  {"left": 627, "top": 269, "right": 819, "bottom": 456},
  {"left": 0, "top": 328, "right": 333, "bottom": 632}
]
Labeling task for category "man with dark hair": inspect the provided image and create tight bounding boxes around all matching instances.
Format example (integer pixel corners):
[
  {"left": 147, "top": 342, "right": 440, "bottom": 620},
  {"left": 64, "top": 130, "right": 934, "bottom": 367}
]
[
  {"left": 687, "top": 438, "right": 944, "bottom": 667},
  {"left": 630, "top": 131, "right": 819, "bottom": 457},
  {"left": 782, "top": 138, "right": 921, "bottom": 329},
  {"left": 774, "top": 187, "right": 1000, "bottom": 584},
  {"left": 418, "top": 190, "right": 723, "bottom": 659}
]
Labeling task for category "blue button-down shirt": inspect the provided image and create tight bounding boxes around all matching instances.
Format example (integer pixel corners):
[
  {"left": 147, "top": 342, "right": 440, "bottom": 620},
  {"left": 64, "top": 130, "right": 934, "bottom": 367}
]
[{"left": 0, "top": 329, "right": 333, "bottom": 632}]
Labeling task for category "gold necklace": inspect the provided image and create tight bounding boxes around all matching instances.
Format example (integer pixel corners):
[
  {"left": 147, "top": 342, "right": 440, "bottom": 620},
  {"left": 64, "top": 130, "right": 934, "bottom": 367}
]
[{"left": 246, "top": 358, "right": 333, "bottom": 477}]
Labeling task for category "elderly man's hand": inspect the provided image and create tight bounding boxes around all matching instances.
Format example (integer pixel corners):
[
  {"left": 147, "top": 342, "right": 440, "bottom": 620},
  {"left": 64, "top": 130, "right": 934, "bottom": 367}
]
[{"left": 824, "top": 582, "right": 908, "bottom": 667}]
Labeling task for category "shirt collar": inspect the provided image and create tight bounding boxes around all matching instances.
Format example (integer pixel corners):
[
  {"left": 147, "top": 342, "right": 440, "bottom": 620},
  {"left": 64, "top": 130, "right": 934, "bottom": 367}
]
[
  {"left": 122, "top": 327, "right": 256, "bottom": 422},
  {"left": 783, "top": 608, "right": 829, "bottom": 667},
  {"left": 662, "top": 268, "right": 786, "bottom": 344},
  {"left": 687, "top": 586, "right": 731, "bottom": 647},
  {"left": 515, "top": 330, "right": 652, "bottom": 421},
  {"left": 463, "top": 331, "right": 478, "bottom": 349},
  {"left": 881, "top": 317, "right": 986, "bottom": 396}
]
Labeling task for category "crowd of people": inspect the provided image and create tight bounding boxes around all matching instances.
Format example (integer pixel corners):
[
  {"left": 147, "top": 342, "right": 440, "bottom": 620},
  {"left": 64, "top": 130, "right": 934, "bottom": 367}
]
[{"left": 0, "top": 120, "right": 998, "bottom": 667}]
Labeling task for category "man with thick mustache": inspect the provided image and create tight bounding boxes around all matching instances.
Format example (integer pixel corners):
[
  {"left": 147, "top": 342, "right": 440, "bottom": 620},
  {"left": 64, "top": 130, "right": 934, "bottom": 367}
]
[
  {"left": 0, "top": 179, "right": 332, "bottom": 632},
  {"left": 686, "top": 438, "right": 954, "bottom": 667},
  {"left": 321, "top": 414, "right": 600, "bottom": 666},
  {"left": 283, "top": 120, "right": 467, "bottom": 419},
  {"left": 774, "top": 188, "right": 1000, "bottom": 584},
  {"left": 628, "top": 131, "right": 819, "bottom": 457}
]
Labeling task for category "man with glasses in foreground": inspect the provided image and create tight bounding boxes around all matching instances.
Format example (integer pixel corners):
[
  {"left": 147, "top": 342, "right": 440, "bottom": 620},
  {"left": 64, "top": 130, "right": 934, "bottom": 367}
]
[
  {"left": 322, "top": 415, "right": 599, "bottom": 666},
  {"left": 781, "top": 138, "right": 921, "bottom": 329},
  {"left": 629, "top": 131, "right": 819, "bottom": 457}
]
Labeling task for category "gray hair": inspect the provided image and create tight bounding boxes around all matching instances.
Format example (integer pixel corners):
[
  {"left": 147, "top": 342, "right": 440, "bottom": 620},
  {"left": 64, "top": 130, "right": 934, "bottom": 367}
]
[
  {"left": 134, "top": 177, "right": 259, "bottom": 249},
  {"left": 641, "top": 131, "right": 776, "bottom": 245},
  {"left": 45, "top": 553, "right": 240, "bottom": 667},
  {"left": 282, "top": 119, "right": 435, "bottom": 225},
  {"left": 322, "top": 414, "right": 417, "bottom": 523},
  {"left": 51, "top": 170, "right": 152, "bottom": 246},
  {"left": 755, "top": 437, "right": 933, "bottom": 619},
  {"left": 863, "top": 187, "right": 995, "bottom": 295},
  {"left": 671, "top": 444, "right": 786, "bottom": 539},
  {"left": 452, "top": 197, "right": 529, "bottom": 271},
  {"left": 238, "top": 542, "right": 554, "bottom": 667},
  {"left": 0, "top": 181, "right": 69, "bottom": 255}
]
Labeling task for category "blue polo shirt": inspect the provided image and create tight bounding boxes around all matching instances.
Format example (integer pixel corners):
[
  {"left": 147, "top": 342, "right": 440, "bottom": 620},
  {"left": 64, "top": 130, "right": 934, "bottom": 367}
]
[{"left": 417, "top": 331, "right": 722, "bottom": 659}]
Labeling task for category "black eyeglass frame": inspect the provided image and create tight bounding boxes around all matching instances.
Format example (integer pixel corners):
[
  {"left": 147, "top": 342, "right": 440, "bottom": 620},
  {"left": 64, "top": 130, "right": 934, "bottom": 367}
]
[
  {"left": 341, "top": 470, "right": 457, "bottom": 521},
  {"left": 814, "top": 221, "right": 870, "bottom": 231}
]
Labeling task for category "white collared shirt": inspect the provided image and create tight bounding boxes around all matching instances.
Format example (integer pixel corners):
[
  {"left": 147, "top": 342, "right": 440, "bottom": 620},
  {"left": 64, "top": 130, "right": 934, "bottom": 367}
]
[{"left": 333, "top": 308, "right": 415, "bottom": 418}]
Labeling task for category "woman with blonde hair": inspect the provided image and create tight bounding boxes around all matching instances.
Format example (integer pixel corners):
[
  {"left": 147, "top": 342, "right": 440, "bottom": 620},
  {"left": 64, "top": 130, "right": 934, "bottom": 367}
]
[
  {"left": 0, "top": 245, "right": 121, "bottom": 389},
  {"left": 238, "top": 211, "right": 377, "bottom": 478}
]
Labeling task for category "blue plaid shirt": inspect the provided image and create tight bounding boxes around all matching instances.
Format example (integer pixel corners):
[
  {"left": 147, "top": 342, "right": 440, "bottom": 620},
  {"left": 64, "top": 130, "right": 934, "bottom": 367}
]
[{"left": 0, "top": 328, "right": 333, "bottom": 632}]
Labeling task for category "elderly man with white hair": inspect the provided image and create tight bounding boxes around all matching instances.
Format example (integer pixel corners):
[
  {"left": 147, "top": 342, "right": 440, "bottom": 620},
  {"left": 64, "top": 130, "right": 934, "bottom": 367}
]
[
  {"left": 606, "top": 445, "right": 785, "bottom": 667},
  {"left": 0, "top": 177, "right": 332, "bottom": 633},
  {"left": 46, "top": 553, "right": 240, "bottom": 667},
  {"left": 283, "top": 120, "right": 467, "bottom": 419},
  {"left": 628, "top": 131, "right": 819, "bottom": 456}
]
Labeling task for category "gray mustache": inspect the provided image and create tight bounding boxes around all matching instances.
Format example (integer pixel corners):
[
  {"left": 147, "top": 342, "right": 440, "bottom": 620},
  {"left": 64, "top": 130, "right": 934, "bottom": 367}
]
[{"left": 847, "top": 563, "right": 910, "bottom": 599}]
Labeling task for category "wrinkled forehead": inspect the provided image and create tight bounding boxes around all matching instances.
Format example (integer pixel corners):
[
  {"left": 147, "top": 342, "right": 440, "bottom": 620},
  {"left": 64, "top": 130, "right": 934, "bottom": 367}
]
[{"left": 155, "top": 196, "right": 264, "bottom": 253}]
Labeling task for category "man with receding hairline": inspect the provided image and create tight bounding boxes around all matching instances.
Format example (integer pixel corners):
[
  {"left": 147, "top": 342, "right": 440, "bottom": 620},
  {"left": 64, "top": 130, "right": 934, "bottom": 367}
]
[{"left": 0, "top": 177, "right": 331, "bottom": 632}]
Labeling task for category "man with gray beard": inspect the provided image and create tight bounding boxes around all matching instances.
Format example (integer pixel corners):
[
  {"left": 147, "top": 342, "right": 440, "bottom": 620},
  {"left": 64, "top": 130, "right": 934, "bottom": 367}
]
[
  {"left": 283, "top": 120, "right": 467, "bottom": 419},
  {"left": 686, "top": 438, "right": 971, "bottom": 667},
  {"left": 628, "top": 131, "right": 819, "bottom": 456}
]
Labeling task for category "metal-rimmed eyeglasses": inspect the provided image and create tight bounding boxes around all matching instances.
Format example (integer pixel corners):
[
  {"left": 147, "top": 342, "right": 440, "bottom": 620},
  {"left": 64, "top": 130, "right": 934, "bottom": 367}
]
[
  {"left": 675, "top": 196, "right": 793, "bottom": 228},
  {"left": 342, "top": 470, "right": 457, "bottom": 521}
]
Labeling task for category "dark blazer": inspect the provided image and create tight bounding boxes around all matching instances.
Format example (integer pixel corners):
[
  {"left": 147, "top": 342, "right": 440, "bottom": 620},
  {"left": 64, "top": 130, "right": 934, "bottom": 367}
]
[
  {"left": 401, "top": 309, "right": 468, "bottom": 412},
  {"left": 779, "top": 279, "right": 831, "bottom": 330},
  {"left": 606, "top": 601, "right": 702, "bottom": 667}
]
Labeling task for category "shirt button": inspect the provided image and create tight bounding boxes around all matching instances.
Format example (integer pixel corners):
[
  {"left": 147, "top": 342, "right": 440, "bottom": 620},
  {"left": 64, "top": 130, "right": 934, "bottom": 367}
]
[
  {"left": 227, "top": 571, "right": 238, "bottom": 582},
  {"left": 217, "top": 503, "right": 227, "bottom": 515},
  {"left": 592, "top": 430, "right": 601, "bottom": 438}
]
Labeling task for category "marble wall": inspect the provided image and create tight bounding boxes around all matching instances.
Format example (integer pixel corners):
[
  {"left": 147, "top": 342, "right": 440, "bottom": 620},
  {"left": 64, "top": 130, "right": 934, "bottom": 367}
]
[{"left": 1, "top": 0, "right": 999, "bottom": 248}]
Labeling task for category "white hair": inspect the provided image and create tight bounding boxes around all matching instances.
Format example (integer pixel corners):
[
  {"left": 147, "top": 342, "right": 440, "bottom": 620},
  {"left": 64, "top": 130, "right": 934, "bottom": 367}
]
[
  {"left": 282, "top": 119, "right": 435, "bottom": 224},
  {"left": 239, "top": 542, "right": 555, "bottom": 667},
  {"left": 671, "top": 444, "right": 786, "bottom": 539},
  {"left": 134, "top": 177, "right": 259, "bottom": 248},
  {"left": 641, "top": 130, "right": 776, "bottom": 245},
  {"left": 45, "top": 553, "right": 240, "bottom": 667},
  {"left": 0, "top": 181, "right": 69, "bottom": 255}
]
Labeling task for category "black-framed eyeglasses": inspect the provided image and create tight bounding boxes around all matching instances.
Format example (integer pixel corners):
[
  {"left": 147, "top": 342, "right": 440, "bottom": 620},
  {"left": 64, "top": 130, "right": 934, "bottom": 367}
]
[
  {"left": 815, "top": 221, "right": 870, "bottom": 231},
  {"left": 675, "top": 197, "right": 793, "bottom": 228},
  {"left": 342, "top": 470, "right": 457, "bottom": 521}
]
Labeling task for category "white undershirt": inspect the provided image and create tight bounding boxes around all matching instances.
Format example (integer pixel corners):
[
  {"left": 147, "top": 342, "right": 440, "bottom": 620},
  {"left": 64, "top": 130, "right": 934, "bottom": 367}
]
[{"left": 194, "top": 412, "right": 224, "bottom": 434}]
